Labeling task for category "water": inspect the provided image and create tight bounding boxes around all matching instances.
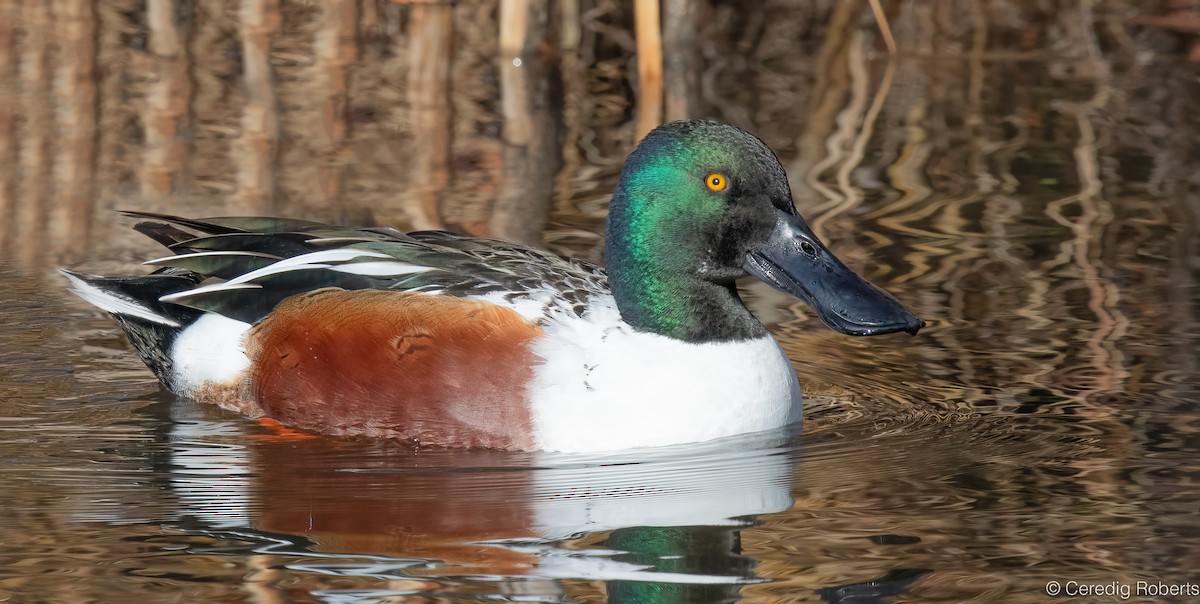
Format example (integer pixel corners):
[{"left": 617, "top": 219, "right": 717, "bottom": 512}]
[
  {"left": 4, "top": 3, "right": 1200, "bottom": 602},
  {"left": 4, "top": 171, "right": 1199, "bottom": 602}
]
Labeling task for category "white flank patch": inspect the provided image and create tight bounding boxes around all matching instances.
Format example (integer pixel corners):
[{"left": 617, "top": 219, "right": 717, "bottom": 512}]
[
  {"left": 527, "top": 294, "right": 802, "bottom": 453},
  {"left": 170, "top": 313, "right": 252, "bottom": 394},
  {"left": 62, "top": 270, "right": 181, "bottom": 327}
]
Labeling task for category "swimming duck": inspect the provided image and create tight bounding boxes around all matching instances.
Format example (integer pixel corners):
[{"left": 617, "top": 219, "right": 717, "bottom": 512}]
[{"left": 63, "top": 120, "right": 922, "bottom": 452}]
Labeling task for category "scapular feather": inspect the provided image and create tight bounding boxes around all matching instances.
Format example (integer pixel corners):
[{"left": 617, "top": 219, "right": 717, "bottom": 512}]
[{"left": 145, "top": 252, "right": 283, "bottom": 280}]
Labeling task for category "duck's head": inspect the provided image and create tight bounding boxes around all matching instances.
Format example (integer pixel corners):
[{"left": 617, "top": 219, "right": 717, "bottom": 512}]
[{"left": 605, "top": 119, "right": 923, "bottom": 342}]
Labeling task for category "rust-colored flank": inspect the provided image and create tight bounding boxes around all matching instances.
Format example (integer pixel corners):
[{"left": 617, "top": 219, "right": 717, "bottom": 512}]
[{"left": 245, "top": 289, "right": 542, "bottom": 450}]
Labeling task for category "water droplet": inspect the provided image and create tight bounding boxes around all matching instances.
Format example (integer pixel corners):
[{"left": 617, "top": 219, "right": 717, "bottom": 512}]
[{"left": 512, "top": 57, "right": 522, "bottom": 67}]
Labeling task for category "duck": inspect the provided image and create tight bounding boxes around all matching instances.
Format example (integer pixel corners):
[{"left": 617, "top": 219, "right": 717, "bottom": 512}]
[{"left": 63, "top": 119, "right": 923, "bottom": 453}]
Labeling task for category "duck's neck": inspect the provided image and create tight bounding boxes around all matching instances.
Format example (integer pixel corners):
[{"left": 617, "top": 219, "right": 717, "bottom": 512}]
[
  {"left": 611, "top": 274, "right": 766, "bottom": 343},
  {"left": 604, "top": 183, "right": 767, "bottom": 343}
]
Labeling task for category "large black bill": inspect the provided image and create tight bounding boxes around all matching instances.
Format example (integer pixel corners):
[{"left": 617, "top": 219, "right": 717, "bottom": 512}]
[{"left": 744, "top": 210, "right": 925, "bottom": 336}]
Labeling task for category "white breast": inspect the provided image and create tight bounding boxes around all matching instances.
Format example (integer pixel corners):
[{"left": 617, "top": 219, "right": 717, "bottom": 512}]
[{"left": 525, "top": 295, "right": 803, "bottom": 452}]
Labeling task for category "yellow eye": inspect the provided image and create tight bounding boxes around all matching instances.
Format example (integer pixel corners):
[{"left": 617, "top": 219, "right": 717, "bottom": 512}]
[{"left": 705, "top": 173, "right": 728, "bottom": 192}]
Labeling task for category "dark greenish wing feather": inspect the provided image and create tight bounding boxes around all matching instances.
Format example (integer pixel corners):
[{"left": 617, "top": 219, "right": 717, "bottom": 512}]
[
  {"left": 164, "top": 270, "right": 379, "bottom": 323},
  {"left": 119, "top": 210, "right": 333, "bottom": 234},
  {"left": 129, "top": 213, "right": 610, "bottom": 325},
  {"left": 143, "top": 251, "right": 282, "bottom": 281},
  {"left": 133, "top": 221, "right": 201, "bottom": 248},
  {"left": 169, "top": 233, "right": 337, "bottom": 257}
]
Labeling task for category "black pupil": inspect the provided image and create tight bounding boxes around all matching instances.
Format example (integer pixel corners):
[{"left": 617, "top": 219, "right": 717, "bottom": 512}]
[
  {"left": 800, "top": 241, "right": 816, "bottom": 255},
  {"left": 711, "top": 177, "right": 720, "bottom": 186}
]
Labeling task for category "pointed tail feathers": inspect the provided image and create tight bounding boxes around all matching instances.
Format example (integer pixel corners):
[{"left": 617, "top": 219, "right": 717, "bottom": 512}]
[
  {"left": 61, "top": 269, "right": 201, "bottom": 327},
  {"left": 62, "top": 269, "right": 204, "bottom": 389}
]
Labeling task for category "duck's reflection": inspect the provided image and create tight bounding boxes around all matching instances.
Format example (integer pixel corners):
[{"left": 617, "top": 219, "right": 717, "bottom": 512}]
[{"left": 164, "top": 403, "right": 794, "bottom": 601}]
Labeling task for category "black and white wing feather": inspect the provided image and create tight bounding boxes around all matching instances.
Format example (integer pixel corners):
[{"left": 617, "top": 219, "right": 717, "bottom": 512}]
[{"left": 120, "top": 212, "right": 609, "bottom": 325}]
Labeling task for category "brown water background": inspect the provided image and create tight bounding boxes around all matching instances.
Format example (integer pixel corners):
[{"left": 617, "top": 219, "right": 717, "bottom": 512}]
[{"left": 2, "top": 1, "right": 1200, "bottom": 602}]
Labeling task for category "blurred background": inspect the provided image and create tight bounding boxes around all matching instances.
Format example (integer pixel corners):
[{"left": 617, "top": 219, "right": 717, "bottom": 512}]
[{"left": 1, "top": 0, "right": 1198, "bottom": 267}]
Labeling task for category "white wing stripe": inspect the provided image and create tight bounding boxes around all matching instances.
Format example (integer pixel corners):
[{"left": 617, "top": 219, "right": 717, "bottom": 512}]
[
  {"left": 231, "top": 249, "right": 389, "bottom": 280},
  {"left": 329, "top": 262, "right": 432, "bottom": 277},
  {"left": 160, "top": 282, "right": 262, "bottom": 303},
  {"left": 156, "top": 249, "right": 421, "bottom": 303},
  {"left": 148, "top": 248, "right": 438, "bottom": 305},
  {"left": 219, "top": 249, "right": 390, "bottom": 286},
  {"left": 143, "top": 250, "right": 281, "bottom": 265}
]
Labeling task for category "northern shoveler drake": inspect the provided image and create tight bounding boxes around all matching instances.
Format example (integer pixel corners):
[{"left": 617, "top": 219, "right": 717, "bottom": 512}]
[{"left": 63, "top": 120, "right": 923, "bottom": 452}]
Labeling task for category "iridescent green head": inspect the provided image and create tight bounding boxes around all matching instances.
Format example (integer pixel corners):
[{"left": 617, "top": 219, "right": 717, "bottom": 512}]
[{"left": 604, "top": 120, "right": 923, "bottom": 342}]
